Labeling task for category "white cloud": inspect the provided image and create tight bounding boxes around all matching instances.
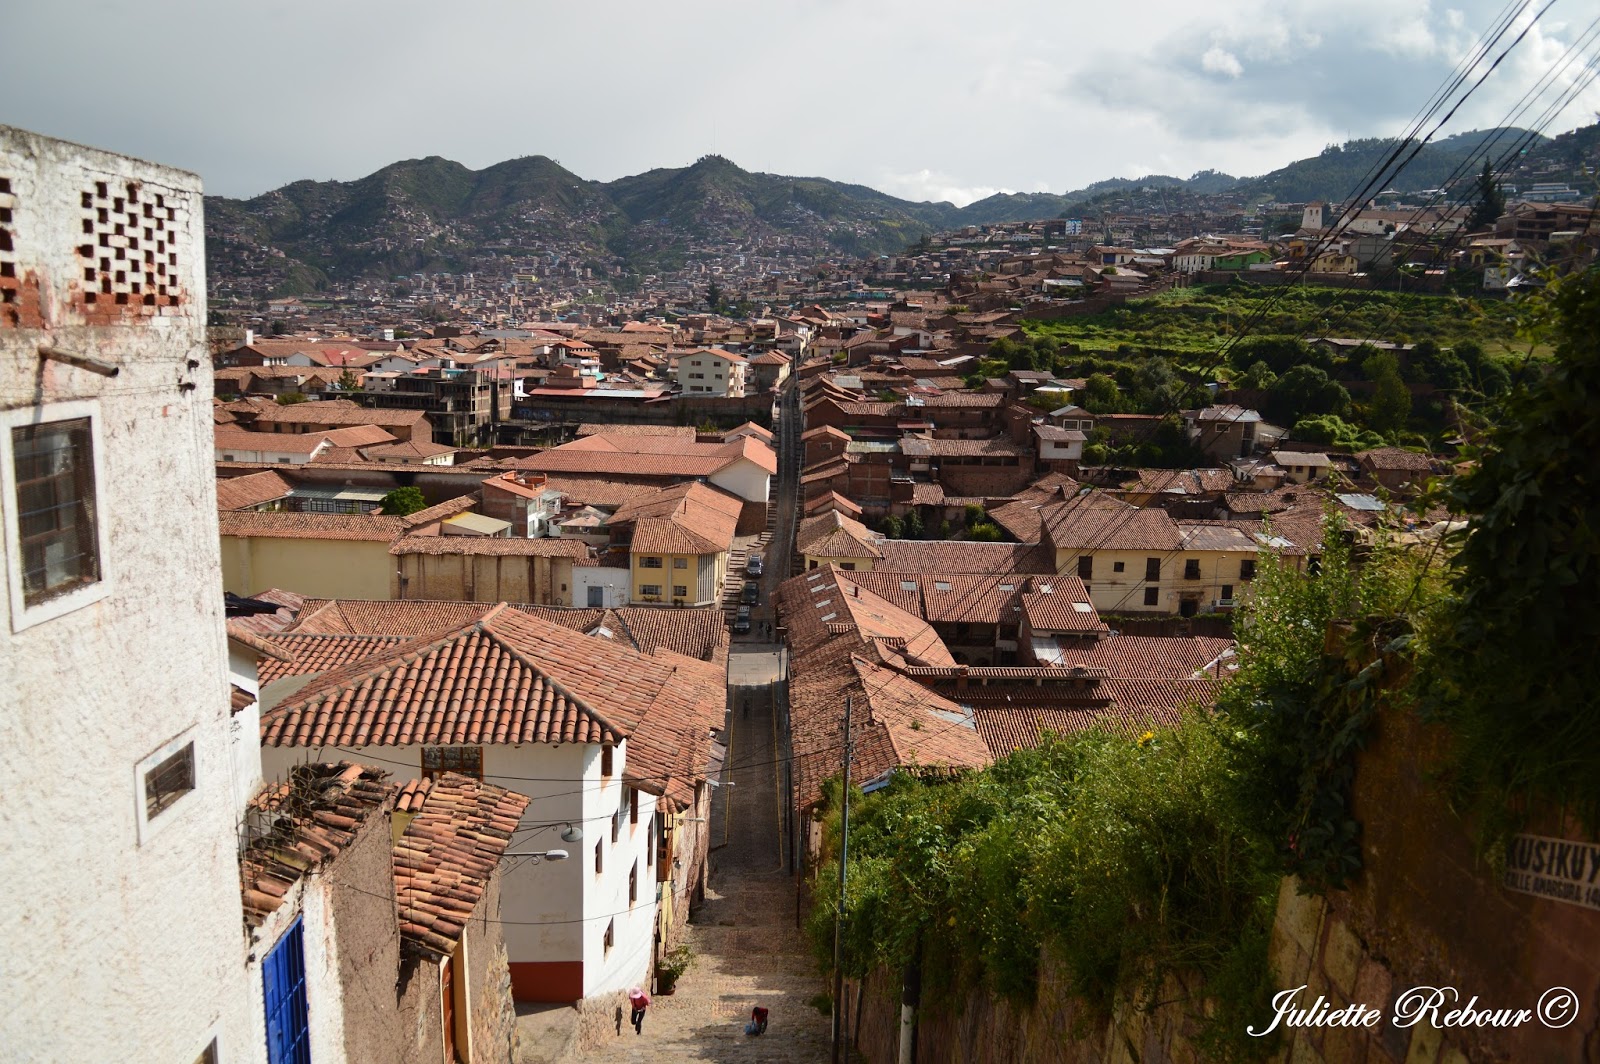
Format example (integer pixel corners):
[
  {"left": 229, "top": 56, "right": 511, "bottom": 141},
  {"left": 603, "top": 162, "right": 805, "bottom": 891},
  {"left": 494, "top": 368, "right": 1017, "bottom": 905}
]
[
  {"left": 876, "top": 170, "right": 1016, "bottom": 208},
  {"left": 1202, "top": 45, "right": 1244, "bottom": 78}
]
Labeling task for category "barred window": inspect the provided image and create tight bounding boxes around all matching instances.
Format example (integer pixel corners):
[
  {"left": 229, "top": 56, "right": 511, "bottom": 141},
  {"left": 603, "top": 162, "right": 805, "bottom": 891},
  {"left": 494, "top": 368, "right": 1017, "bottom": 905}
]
[
  {"left": 13, "top": 418, "right": 100, "bottom": 606},
  {"left": 144, "top": 741, "right": 194, "bottom": 819},
  {"left": 422, "top": 746, "right": 483, "bottom": 781}
]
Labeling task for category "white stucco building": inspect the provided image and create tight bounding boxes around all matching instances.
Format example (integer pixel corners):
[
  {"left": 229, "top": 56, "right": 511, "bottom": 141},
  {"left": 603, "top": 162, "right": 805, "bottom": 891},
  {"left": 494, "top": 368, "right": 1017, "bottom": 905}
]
[
  {"left": 675, "top": 348, "right": 748, "bottom": 396},
  {"left": 0, "top": 126, "right": 257, "bottom": 1062},
  {"left": 257, "top": 604, "right": 723, "bottom": 1004}
]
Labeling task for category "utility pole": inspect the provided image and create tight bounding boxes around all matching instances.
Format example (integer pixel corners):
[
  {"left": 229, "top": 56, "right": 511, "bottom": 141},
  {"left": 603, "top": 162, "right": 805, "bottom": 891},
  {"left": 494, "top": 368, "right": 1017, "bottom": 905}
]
[{"left": 831, "top": 694, "right": 853, "bottom": 1064}]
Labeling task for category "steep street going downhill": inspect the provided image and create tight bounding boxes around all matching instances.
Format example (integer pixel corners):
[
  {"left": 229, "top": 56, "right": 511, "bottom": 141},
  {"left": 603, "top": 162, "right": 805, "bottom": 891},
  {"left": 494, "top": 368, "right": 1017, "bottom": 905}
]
[{"left": 584, "top": 644, "right": 832, "bottom": 1063}]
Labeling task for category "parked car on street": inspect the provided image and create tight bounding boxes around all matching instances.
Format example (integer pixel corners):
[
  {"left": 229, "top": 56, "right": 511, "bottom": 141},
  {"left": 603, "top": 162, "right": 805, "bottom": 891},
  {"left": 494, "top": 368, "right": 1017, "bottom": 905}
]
[
  {"left": 733, "top": 605, "right": 752, "bottom": 633},
  {"left": 746, "top": 554, "right": 764, "bottom": 576},
  {"left": 742, "top": 580, "right": 759, "bottom": 605}
]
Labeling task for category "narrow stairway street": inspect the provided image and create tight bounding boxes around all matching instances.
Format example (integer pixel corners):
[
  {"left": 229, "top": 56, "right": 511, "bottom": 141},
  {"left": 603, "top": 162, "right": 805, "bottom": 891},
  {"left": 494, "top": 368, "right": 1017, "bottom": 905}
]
[{"left": 583, "top": 645, "right": 833, "bottom": 1063}]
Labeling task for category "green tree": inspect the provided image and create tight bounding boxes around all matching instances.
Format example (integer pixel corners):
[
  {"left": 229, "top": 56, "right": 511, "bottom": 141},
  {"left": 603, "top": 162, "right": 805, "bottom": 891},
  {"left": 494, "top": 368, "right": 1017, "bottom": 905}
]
[
  {"left": 968, "top": 522, "right": 1002, "bottom": 541},
  {"left": 880, "top": 515, "right": 905, "bottom": 539},
  {"left": 1468, "top": 158, "right": 1505, "bottom": 231},
  {"left": 379, "top": 486, "right": 427, "bottom": 516},
  {"left": 1265, "top": 365, "right": 1351, "bottom": 424},
  {"left": 1238, "top": 361, "right": 1278, "bottom": 391},
  {"left": 904, "top": 508, "right": 924, "bottom": 539},
  {"left": 1079, "top": 373, "right": 1126, "bottom": 414},
  {"left": 276, "top": 392, "right": 309, "bottom": 406},
  {"left": 963, "top": 504, "right": 987, "bottom": 527},
  {"left": 1418, "top": 268, "right": 1600, "bottom": 832},
  {"left": 1367, "top": 360, "right": 1412, "bottom": 436},
  {"left": 337, "top": 369, "right": 360, "bottom": 393},
  {"left": 706, "top": 280, "right": 723, "bottom": 312}
]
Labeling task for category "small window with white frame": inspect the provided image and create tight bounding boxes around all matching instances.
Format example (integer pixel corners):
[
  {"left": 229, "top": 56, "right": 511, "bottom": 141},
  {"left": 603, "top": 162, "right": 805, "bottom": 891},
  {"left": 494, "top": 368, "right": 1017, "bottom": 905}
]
[
  {"left": 135, "top": 727, "right": 197, "bottom": 842},
  {"left": 2, "top": 401, "right": 111, "bottom": 631}
]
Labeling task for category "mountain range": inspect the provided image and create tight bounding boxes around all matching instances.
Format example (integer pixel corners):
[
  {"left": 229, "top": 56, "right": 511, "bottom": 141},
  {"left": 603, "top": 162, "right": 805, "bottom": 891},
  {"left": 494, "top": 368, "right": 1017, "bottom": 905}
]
[{"left": 205, "top": 122, "right": 1594, "bottom": 297}]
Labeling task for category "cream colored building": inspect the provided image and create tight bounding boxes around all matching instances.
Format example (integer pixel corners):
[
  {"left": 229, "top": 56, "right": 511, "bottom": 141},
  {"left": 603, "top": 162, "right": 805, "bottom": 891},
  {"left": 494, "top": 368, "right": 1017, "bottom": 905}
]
[
  {"left": 1041, "top": 493, "right": 1259, "bottom": 615},
  {"left": 675, "top": 348, "right": 748, "bottom": 397},
  {"left": 219, "top": 511, "right": 402, "bottom": 600},
  {"left": 611, "top": 482, "right": 741, "bottom": 606}
]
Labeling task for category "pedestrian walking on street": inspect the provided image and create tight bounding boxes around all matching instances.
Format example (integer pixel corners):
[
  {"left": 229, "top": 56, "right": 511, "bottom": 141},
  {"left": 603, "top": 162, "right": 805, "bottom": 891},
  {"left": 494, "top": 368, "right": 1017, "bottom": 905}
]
[{"left": 628, "top": 987, "right": 651, "bottom": 1035}]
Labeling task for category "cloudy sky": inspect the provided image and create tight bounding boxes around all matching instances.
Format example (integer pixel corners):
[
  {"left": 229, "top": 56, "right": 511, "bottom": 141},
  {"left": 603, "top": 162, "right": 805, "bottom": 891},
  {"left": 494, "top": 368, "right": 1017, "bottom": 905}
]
[{"left": 6, "top": 1, "right": 1597, "bottom": 204}]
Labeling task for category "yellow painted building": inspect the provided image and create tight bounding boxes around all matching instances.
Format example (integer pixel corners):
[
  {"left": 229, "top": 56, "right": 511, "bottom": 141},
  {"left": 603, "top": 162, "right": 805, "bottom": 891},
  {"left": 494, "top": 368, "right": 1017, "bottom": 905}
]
[
  {"left": 610, "top": 482, "right": 742, "bottom": 607},
  {"left": 1041, "top": 493, "right": 1260, "bottom": 616},
  {"left": 218, "top": 511, "right": 401, "bottom": 599},
  {"left": 796, "top": 510, "right": 882, "bottom": 572}
]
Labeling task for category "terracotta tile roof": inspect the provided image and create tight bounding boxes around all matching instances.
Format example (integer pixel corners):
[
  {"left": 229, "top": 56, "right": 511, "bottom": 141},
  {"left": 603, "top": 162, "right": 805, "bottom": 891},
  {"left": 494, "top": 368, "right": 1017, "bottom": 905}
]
[
  {"left": 517, "top": 432, "right": 776, "bottom": 478},
  {"left": 395, "top": 776, "right": 433, "bottom": 813},
  {"left": 261, "top": 604, "right": 707, "bottom": 750},
  {"left": 777, "top": 567, "right": 953, "bottom": 667},
  {"left": 611, "top": 482, "right": 742, "bottom": 556},
  {"left": 607, "top": 607, "right": 730, "bottom": 667},
  {"left": 1120, "top": 468, "right": 1236, "bottom": 496},
  {"left": 219, "top": 511, "right": 404, "bottom": 542},
  {"left": 399, "top": 494, "right": 481, "bottom": 528},
  {"left": 227, "top": 622, "right": 298, "bottom": 662},
  {"left": 1047, "top": 635, "right": 1235, "bottom": 678},
  {"left": 789, "top": 640, "right": 989, "bottom": 813},
  {"left": 240, "top": 762, "right": 395, "bottom": 926},
  {"left": 521, "top": 476, "right": 658, "bottom": 510},
  {"left": 974, "top": 693, "right": 1205, "bottom": 757},
  {"left": 910, "top": 483, "right": 946, "bottom": 506},
  {"left": 216, "top": 470, "right": 295, "bottom": 511},
  {"left": 231, "top": 685, "right": 256, "bottom": 714},
  {"left": 321, "top": 425, "right": 399, "bottom": 447},
  {"left": 292, "top": 599, "right": 492, "bottom": 636},
  {"left": 900, "top": 437, "right": 1030, "bottom": 458},
  {"left": 258, "top": 633, "right": 407, "bottom": 684},
  {"left": 1177, "top": 522, "right": 1258, "bottom": 552},
  {"left": 797, "top": 511, "right": 883, "bottom": 559},
  {"left": 215, "top": 426, "right": 329, "bottom": 455},
  {"left": 364, "top": 439, "right": 457, "bottom": 460},
  {"left": 1357, "top": 447, "right": 1436, "bottom": 471},
  {"left": 803, "top": 491, "right": 864, "bottom": 517},
  {"left": 389, "top": 533, "right": 590, "bottom": 558},
  {"left": 247, "top": 400, "right": 431, "bottom": 429},
  {"left": 394, "top": 772, "right": 531, "bottom": 958},
  {"left": 625, "top": 649, "right": 726, "bottom": 811},
  {"left": 1021, "top": 581, "right": 1107, "bottom": 633},
  {"left": 875, "top": 540, "right": 1055, "bottom": 574},
  {"left": 577, "top": 423, "right": 696, "bottom": 438},
  {"left": 1040, "top": 491, "right": 1182, "bottom": 552}
]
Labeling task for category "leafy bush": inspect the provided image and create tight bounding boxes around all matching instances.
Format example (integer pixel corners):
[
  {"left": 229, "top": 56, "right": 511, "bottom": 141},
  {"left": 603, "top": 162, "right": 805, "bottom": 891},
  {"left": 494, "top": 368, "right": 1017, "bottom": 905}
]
[
  {"left": 379, "top": 486, "right": 427, "bottom": 516},
  {"left": 1416, "top": 268, "right": 1600, "bottom": 838},
  {"left": 809, "top": 720, "right": 1280, "bottom": 1059}
]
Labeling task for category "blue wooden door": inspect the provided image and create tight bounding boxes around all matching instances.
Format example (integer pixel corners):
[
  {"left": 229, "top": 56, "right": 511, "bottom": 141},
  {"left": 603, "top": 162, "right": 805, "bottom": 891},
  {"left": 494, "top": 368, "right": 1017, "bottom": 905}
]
[{"left": 263, "top": 917, "right": 311, "bottom": 1064}]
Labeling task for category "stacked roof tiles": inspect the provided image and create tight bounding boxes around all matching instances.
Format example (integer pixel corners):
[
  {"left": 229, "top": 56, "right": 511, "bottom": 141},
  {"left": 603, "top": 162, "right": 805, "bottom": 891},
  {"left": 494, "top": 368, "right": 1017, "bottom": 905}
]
[{"left": 394, "top": 772, "right": 531, "bottom": 958}]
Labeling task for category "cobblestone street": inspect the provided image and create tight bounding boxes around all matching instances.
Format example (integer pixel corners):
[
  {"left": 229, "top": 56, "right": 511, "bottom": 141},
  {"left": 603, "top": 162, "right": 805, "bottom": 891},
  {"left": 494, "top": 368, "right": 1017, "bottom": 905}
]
[{"left": 583, "top": 648, "right": 835, "bottom": 1063}]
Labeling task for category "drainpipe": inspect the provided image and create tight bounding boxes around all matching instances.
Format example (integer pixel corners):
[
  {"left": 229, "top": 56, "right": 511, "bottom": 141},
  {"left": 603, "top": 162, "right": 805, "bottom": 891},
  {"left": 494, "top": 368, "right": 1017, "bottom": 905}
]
[{"left": 899, "top": 942, "right": 921, "bottom": 1064}]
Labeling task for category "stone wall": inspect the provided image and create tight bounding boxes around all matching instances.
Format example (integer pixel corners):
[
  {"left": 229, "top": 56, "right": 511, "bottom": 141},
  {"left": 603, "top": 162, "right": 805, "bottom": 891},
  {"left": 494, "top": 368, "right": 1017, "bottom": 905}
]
[{"left": 1268, "top": 707, "right": 1600, "bottom": 1064}]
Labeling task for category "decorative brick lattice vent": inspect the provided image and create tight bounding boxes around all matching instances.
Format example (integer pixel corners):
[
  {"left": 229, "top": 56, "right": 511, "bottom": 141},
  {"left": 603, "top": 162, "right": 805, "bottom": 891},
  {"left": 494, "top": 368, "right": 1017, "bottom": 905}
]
[
  {"left": 0, "top": 176, "right": 18, "bottom": 325},
  {"left": 77, "top": 179, "right": 185, "bottom": 312}
]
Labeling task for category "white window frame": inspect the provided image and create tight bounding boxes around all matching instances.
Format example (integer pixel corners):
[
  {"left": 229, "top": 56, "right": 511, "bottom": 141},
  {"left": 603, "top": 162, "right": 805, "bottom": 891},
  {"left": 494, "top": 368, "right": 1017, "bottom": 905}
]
[
  {"left": 1, "top": 399, "right": 113, "bottom": 632},
  {"left": 134, "top": 725, "right": 199, "bottom": 844}
]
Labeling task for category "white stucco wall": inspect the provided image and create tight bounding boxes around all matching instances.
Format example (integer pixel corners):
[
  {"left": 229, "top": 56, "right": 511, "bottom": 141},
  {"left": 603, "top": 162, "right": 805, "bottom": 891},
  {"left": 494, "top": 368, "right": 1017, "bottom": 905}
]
[
  {"left": 259, "top": 738, "right": 657, "bottom": 996},
  {"left": 573, "top": 565, "right": 632, "bottom": 607},
  {"left": 710, "top": 456, "right": 772, "bottom": 503},
  {"left": 0, "top": 127, "right": 256, "bottom": 1062}
]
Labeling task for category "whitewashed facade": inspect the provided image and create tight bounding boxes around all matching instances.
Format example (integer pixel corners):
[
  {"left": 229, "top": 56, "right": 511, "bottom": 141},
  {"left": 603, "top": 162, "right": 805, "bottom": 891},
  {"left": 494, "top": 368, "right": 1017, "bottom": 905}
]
[{"left": 0, "top": 126, "right": 256, "bottom": 1061}]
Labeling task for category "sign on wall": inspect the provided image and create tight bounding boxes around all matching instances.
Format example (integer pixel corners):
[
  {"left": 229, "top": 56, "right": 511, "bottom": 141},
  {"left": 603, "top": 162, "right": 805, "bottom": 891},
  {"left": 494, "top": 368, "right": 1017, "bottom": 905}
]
[{"left": 1502, "top": 833, "right": 1600, "bottom": 911}]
